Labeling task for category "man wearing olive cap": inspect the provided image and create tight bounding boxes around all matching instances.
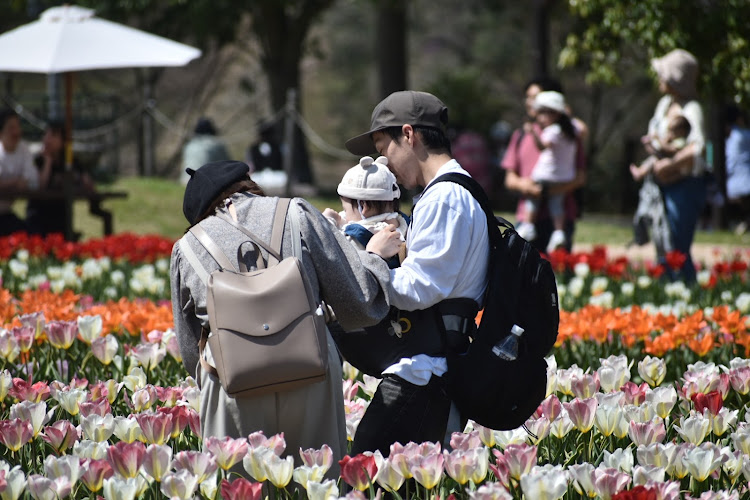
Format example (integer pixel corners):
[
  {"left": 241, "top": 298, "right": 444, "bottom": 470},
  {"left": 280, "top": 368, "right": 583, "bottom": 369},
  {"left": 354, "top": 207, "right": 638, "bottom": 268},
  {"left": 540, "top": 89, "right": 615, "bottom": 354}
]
[{"left": 346, "top": 91, "right": 490, "bottom": 455}]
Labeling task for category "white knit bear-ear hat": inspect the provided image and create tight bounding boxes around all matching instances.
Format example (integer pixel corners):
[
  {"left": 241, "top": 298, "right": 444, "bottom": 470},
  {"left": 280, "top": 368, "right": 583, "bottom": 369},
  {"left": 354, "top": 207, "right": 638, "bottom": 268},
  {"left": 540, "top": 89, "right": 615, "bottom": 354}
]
[{"left": 337, "top": 156, "right": 401, "bottom": 201}]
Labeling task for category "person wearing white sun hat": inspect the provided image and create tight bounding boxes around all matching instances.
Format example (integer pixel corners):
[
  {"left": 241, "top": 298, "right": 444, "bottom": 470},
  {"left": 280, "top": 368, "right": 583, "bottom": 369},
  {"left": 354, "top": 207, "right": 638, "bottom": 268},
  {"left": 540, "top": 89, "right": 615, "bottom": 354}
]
[{"left": 516, "top": 90, "right": 580, "bottom": 253}]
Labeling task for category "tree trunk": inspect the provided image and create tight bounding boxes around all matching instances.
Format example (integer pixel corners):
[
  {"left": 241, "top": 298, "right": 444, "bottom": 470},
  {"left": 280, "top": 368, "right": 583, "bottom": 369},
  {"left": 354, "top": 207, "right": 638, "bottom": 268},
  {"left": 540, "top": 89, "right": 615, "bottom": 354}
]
[
  {"left": 532, "top": 0, "right": 551, "bottom": 77},
  {"left": 251, "top": 1, "right": 334, "bottom": 186},
  {"left": 376, "top": 1, "right": 408, "bottom": 98}
]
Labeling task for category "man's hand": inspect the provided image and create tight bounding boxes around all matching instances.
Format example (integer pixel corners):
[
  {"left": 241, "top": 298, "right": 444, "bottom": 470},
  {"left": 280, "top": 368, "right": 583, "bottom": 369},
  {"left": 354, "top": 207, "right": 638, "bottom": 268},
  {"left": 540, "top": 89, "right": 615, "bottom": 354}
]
[{"left": 366, "top": 224, "right": 403, "bottom": 259}]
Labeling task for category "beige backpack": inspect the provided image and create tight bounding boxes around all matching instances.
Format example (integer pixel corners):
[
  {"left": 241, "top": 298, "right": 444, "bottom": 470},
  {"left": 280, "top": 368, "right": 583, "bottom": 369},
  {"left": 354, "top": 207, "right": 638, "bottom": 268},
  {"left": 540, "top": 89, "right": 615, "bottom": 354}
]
[{"left": 179, "top": 198, "right": 328, "bottom": 397}]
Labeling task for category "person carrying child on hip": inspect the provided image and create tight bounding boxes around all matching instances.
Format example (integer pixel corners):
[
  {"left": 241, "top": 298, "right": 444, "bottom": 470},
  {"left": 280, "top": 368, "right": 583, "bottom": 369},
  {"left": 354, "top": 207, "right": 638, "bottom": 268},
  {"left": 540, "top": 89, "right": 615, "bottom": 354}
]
[{"left": 517, "top": 91, "right": 579, "bottom": 253}]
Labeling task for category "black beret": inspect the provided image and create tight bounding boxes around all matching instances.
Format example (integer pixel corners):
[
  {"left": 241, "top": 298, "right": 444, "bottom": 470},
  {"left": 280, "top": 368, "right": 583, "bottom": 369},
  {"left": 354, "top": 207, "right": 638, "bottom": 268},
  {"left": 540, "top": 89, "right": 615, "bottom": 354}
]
[{"left": 183, "top": 160, "right": 250, "bottom": 225}]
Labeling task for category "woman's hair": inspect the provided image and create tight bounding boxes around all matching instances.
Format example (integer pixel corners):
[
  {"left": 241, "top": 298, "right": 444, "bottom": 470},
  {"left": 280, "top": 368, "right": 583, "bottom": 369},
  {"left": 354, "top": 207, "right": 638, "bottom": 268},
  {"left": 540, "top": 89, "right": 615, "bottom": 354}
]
[
  {"left": 190, "top": 178, "right": 266, "bottom": 228},
  {"left": 383, "top": 125, "right": 452, "bottom": 155}
]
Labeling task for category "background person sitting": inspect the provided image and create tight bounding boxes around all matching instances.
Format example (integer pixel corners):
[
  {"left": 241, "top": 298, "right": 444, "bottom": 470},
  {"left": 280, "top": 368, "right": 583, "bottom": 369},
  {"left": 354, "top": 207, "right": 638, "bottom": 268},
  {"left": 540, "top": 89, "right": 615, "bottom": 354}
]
[
  {"left": 0, "top": 108, "right": 38, "bottom": 236},
  {"left": 26, "top": 121, "right": 95, "bottom": 237}
]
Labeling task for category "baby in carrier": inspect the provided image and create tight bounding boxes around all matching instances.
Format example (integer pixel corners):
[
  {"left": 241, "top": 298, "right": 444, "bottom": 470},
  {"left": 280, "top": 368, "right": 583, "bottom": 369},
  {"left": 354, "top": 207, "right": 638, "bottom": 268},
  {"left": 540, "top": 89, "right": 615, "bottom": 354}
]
[
  {"left": 323, "top": 156, "right": 408, "bottom": 268},
  {"left": 323, "top": 156, "right": 408, "bottom": 375}
]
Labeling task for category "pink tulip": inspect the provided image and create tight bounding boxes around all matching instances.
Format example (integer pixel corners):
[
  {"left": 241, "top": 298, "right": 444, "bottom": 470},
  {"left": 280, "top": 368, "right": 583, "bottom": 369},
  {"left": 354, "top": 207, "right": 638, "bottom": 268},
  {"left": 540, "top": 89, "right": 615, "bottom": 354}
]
[
  {"left": 473, "top": 422, "right": 496, "bottom": 448},
  {"left": 620, "top": 381, "right": 650, "bottom": 405},
  {"left": 300, "top": 444, "right": 333, "bottom": 469},
  {"left": 342, "top": 379, "right": 360, "bottom": 402},
  {"left": 729, "top": 366, "right": 750, "bottom": 395},
  {"left": 78, "top": 458, "right": 114, "bottom": 492},
  {"left": 469, "top": 481, "right": 513, "bottom": 500},
  {"left": 0, "top": 419, "right": 33, "bottom": 452},
  {"left": 10, "top": 400, "right": 52, "bottom": 437},
  {"left": 160, "top": 470, "right": 199, "bottom": 499},
  {"left": 628, "top": 418, "right": 666, "bottom": 446},
  {"left": 129, "top": 385, "right": 158, "bottom": 412},
  {"left": 489, "top": 449, "right": 510, "bottom": 488},
  {"left": 79, "top": 397, "right": 111, "bottom": 419},
  {"left": 499, "top": 443, "right": 537, "bottom": 480},
  {"left": 159, "top": 406, "right": 189, "bottom": 438},
  {"left": 636, "top": 442, "right": 677, "bottom": 469},
  {"left": 91, "top": 335, "right": 119, "bottom": 365},
  {"left": 524, "top": 417, "right": 551, "bottom": 444},
  {"left": 172, "top": 450, "right": 218, "bottom": 483},
  {"left": 593, "top": 467, "right": 630, "bottom": 500},
  {"left": 563, "top": 397, "right": 598, "bottom": 433},
  {"left": 26, "top": 474, "right": 71, "bottom": 500},
  {"left": 41, "top": 420, "right": 79, "bottom": 453},
  {"left": 204, "top": 436, "right": 249, "bottom": 471},
  {"left": 135, "top": 411, "right": 173, "bottom": 445},
  {"left": 538, "top": 394, "right": 563, "bottom": 421},
  {"left": 570, "top": 372, "right": 600, "bottom": 398},
  {"left": 186, "top": 409, "right": 201, "bottom": 438},
  {"left": 444, "top": 449, "right": 477, "bottom": 486},
  {"left": 375, "top": 457, "right": 405, "bottom": 492},
  {"left": 247, "top": 430, "right": 286, "bottom": 456},
  {"left": 143, "top": 444, "right": 173, "bottom": 482},
  {"left": 665, "top": 443, "right": 692, "bottom": 479},
  {"left": 106, "top": 441, "right": 146, "bottom": 478},
  {"left": 410, "top": 452, "right": 444, "bottom": 490},
  {"left": 155, "top": 386, "right": 183, "bottom": 407},
  {"left": 220, "top": 478, "right": 263, "bottom": 500},
  {"left": 568, "top": 463, "right": 597, "bottom": 497},
  {"left": 19, "top": 312, "right": 45, "bottom": 338},
  {"left": 0, "top": 333, "right": 20, "bottom": 363},
  {"left": 449, "top": 430, "right": 482, "bottom": 451},
  {"left": 339, "top": 454, "right": 378, "bottom": 491},
  {"left": 11, "top": 326, "right": 34, "bottom": 353},
  {"left": 9, "top": 379, "right": 49, "bottom": 403},
  {"left": 131, "top": 343, "right": 166, "bottom": 371},
  {"left": 46, "top": 320, "right": 78, "bottom": 350},
  {"left": 165, "top": 334, "right": 182, "bottom": 362}
]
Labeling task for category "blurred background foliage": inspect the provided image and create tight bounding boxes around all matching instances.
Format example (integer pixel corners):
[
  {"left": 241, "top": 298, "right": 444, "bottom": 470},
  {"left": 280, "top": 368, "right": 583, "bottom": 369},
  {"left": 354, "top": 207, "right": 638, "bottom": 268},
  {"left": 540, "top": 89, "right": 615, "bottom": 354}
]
[{"left": 2, "top": 0, "right": 749, "bottom": 219}]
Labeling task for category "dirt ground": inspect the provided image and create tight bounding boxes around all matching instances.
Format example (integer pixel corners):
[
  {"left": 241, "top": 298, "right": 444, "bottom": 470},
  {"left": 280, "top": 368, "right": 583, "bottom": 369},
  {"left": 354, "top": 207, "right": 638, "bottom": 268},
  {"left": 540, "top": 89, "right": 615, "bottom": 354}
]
[{"left": 572, "top": 242, "right": 749, "bottom": 266}]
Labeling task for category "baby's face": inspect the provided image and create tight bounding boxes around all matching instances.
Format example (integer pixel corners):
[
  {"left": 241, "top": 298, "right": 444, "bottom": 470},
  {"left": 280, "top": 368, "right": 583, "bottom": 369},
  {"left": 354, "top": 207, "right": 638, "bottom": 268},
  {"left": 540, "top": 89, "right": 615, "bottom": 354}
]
[{"left": 340, "top": 197, "right": 362, "bottom": 223}]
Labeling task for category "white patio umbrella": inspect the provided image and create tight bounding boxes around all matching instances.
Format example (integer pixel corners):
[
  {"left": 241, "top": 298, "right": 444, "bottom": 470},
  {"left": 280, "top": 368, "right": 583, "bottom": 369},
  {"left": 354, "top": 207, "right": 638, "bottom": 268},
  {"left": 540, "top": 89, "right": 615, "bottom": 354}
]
[{"left": 0, "top": 4, "right": 201, "bottom": 164}]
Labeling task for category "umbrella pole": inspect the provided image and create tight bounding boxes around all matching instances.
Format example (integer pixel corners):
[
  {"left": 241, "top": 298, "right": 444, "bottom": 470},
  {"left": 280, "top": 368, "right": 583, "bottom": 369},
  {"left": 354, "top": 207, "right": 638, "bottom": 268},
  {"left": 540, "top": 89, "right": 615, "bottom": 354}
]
[{"left": 63, "top": 72, "right": 75, "bottom": 241}]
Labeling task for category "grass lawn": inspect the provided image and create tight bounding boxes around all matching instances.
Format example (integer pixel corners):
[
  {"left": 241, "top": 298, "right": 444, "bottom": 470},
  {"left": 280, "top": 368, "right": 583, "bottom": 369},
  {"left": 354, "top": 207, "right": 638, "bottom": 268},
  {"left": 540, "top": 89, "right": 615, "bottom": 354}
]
[{"left": 15, "top": 176, "right": 749, "bottom": 248}]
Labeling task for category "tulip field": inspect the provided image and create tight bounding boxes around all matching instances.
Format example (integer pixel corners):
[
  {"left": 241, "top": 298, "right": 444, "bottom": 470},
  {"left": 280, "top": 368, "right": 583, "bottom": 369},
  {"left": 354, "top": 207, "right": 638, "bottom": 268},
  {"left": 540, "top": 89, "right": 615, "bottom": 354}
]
[{"left": 0, "top": 231, "right": 749, "bottom": 500}]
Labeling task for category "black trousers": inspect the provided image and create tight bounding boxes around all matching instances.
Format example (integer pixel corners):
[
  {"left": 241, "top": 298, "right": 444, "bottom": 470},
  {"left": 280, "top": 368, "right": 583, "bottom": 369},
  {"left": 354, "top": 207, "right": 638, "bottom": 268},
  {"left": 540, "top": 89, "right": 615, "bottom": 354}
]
[{"left": 351, "top": 374, "right": 451, "bottom": 457}]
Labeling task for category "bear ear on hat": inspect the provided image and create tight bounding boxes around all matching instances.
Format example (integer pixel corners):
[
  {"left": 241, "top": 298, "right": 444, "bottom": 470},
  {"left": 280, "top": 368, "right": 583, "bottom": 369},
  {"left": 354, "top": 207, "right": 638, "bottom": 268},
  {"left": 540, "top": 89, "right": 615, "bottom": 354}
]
[
  {"left": 359, "top": 156, "right": 374, "bottom": 168},
  {"left": 374, "top": 156, "right": 388, "bottom": 165}
]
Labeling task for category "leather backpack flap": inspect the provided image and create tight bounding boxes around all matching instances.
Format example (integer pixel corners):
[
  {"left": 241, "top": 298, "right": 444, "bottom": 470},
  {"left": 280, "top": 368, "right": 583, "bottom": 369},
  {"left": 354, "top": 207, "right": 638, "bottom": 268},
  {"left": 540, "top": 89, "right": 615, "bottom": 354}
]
[{"left": 206, "top": 256, "right": 327, "bottom": 396}]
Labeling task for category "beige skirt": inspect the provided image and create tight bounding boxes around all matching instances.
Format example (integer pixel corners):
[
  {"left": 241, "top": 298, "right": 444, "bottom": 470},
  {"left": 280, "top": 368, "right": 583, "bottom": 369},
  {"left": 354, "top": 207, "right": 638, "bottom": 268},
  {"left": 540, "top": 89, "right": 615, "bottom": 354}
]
[{"left": 199, "top": 332, "right": 347, "bottom": 478}]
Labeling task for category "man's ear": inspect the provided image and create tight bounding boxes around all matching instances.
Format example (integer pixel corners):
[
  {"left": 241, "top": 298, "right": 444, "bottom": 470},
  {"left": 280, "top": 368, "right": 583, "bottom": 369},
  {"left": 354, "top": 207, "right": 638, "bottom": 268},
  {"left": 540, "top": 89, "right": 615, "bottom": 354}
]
[{"left": 401, "top": 124, "right": 415, "bottom": 146}]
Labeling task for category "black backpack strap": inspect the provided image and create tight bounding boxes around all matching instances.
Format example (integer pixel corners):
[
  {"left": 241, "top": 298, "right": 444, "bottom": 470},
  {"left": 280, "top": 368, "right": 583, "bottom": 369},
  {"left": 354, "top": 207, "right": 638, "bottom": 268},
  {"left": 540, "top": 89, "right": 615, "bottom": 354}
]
[{"left": 426, "top": 173, "right": 524, "bottom": 319}]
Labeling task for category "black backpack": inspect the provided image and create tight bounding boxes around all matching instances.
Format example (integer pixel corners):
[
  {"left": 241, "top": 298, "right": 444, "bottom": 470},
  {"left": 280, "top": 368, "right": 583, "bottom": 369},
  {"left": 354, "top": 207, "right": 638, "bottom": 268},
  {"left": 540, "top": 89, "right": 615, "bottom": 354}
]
[{"left": 430, "top": 173, "right": 559, "bottom": 431}]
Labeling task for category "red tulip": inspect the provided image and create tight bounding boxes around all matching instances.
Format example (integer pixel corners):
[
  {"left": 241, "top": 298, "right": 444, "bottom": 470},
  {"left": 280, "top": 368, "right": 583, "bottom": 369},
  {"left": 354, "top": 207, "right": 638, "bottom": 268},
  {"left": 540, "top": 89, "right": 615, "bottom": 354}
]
[
  {"left": 339, "top": 453, "right": 378, "bottom": 491},
  {"left": 611, "top": 484, "right": 657, "bottom": 500},
  {"left": 691, "top": 390, "right": 723, "bottom": 415}
]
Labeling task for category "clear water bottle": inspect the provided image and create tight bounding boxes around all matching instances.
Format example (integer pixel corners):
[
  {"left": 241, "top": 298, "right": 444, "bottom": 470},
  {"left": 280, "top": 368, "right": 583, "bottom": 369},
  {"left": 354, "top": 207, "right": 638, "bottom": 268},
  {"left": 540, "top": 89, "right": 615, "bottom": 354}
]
[{"left": 492, "top": 324, "right": 525, "bottom": 361}]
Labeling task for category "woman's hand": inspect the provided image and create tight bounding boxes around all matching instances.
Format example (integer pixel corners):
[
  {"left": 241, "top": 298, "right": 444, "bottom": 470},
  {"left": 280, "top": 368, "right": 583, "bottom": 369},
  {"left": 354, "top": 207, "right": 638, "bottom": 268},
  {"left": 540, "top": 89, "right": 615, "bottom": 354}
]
[{"left": 366, "top": 224, "right": 403, "bottom": 259}]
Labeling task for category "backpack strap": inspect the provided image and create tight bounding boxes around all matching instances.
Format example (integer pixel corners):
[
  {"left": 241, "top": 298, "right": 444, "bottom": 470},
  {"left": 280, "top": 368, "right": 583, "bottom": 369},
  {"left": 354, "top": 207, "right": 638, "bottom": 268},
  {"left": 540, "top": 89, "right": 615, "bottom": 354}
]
[
  {"left": 214, "top": 198, "right": 289, "bottom": 266},
  {"left": 189, "top": 225, "right": 238, "bottom": 272},
  {"left": 178, "top": 238, "right": 210, "bottom": 285}
]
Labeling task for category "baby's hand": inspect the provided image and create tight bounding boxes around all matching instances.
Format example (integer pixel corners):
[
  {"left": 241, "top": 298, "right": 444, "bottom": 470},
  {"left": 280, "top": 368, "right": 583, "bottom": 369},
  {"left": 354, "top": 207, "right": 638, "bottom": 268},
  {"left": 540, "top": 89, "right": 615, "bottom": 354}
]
[{"left": 322, "top": 208, "right": 343, "bottom": 227}]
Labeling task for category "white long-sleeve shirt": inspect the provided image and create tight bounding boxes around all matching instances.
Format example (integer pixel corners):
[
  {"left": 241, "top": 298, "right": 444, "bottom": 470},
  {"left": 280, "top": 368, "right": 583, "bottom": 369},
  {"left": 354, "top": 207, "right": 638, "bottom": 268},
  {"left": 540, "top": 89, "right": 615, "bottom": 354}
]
[{"left": 384, "top": 160, "right": 489, "bottom": 385}]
